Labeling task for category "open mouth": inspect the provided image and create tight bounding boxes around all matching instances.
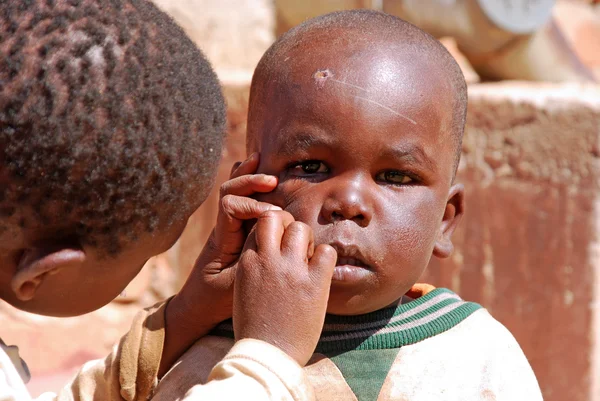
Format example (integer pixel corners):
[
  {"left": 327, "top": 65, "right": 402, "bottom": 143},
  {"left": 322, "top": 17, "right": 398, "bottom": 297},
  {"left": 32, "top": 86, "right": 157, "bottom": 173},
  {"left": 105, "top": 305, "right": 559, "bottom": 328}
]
[
  {"left": 329, "top": 243, "right": 373, "bottom": 282},
  {"left": 330, "top": 243, "right": 372, "bottom": 269},
  {"left": 336, "top": 256, "right": 370, "bottom": 269}
]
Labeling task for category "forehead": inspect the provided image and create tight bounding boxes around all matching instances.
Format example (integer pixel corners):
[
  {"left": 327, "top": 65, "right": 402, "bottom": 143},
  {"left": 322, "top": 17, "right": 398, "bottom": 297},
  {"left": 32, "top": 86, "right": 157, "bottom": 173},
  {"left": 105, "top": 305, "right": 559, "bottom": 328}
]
[{"left": 250, "top": 29, "right": 456, "bottom": 165}]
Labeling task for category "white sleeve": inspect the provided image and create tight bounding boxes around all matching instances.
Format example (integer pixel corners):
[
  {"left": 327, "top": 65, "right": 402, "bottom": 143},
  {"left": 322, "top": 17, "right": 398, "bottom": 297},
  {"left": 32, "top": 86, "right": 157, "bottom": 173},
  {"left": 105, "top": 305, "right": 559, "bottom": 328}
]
[
  {"left": 480, "top": 315, "right": 544, "bottom": 401},
  {"left": 0, "top": 347, "right": 32, "bottom": 401},
  {"left": 182, "top": 339, "right": 315, "bottom": 401}
]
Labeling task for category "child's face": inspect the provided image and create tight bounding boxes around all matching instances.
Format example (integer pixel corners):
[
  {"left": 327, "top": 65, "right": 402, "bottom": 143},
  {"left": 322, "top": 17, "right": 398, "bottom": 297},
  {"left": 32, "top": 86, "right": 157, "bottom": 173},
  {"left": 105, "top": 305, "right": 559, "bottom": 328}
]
[
  {"left": 249, "top": 34, "right": 463, "bottom": 315},
  {"left": 0, "top": 206, "right": 186, "bottom": 317}
]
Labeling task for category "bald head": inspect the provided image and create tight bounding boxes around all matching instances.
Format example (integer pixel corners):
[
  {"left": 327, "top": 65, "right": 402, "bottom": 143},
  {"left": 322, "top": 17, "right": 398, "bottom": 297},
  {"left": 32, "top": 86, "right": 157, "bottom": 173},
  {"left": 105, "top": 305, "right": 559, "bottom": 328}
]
[{"left": 248, "top": 9, "right": 467, "bottom": 174}]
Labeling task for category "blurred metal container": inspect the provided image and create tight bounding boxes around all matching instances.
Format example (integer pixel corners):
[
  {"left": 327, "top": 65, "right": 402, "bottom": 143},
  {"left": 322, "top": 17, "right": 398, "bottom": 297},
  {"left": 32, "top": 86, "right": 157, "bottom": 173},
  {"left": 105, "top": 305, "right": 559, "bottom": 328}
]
[{"left": 384, "top": 0, "right": 594, "bottom": 81}]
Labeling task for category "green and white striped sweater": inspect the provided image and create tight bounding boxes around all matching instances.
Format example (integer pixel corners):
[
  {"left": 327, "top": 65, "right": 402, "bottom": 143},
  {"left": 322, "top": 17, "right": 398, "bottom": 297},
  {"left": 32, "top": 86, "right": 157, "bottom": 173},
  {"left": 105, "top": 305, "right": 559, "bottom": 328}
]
[{"left": 155, "top": 288, "right": 542, "bottom": 401}]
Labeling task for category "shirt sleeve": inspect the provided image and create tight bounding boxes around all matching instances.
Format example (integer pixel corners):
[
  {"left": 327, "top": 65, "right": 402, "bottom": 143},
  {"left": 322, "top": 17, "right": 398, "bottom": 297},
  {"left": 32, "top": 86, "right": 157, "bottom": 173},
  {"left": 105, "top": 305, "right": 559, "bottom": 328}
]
[
  {"left": 51, "top": 299, "right": 169, "bottom": 401},
  {"left": 478, "top": 313, "right": 544, "bottom": 401},
  {"left": 181, "top": 339, "right": 315, "bottom": 401},
  {"left": 0, "top": 346, "right": 32, "bottom": 401},
  {"left": 38, "top": 298, "right": 314, "bottom": 401}
]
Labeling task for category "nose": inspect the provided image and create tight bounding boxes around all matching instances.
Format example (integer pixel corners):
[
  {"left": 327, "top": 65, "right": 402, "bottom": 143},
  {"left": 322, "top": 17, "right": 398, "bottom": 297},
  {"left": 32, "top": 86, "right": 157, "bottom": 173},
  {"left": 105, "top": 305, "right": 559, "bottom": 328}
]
[{"left": 320, "top": 175, "right": 373, "bottom": 227}]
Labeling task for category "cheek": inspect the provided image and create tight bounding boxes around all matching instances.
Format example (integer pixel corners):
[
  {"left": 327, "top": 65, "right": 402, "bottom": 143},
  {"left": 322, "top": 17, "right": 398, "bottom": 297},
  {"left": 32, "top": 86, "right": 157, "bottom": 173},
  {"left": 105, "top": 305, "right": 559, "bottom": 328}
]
[
  {"left": 255, "top": 182, "right": 323, "bottom": 224},
  {"left": 379, "top": 190, "right": 443, "bottom": 249},
  {"left": 253, "top": 190, "right": 283, "bottom": 209},
  {"left": 283, "top": 198, "right": 317, "bottom": 224}
]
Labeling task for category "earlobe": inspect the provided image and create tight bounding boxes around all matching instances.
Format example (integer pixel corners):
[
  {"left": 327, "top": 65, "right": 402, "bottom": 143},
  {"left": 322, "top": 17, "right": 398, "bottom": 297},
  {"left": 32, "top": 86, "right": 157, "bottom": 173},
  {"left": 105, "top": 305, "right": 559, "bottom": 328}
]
[
  {"left": 433, "top": 184, "right": 465, "bottom": 259},
  {"left": 11, "top": 246, "right": 85, "bottom": 301}
]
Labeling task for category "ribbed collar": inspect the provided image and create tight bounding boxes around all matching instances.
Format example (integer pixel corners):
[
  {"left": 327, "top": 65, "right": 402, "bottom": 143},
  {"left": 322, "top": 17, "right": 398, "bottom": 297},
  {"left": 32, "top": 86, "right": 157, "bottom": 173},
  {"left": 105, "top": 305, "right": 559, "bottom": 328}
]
[{"left": 211, "top": 288, "right": 481, "bottom": 354}]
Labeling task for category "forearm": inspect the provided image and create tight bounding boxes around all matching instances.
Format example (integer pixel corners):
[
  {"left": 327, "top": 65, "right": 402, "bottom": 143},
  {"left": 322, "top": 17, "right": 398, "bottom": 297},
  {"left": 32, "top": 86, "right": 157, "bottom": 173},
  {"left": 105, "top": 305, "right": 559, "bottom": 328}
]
[{"left": 159, "top": 293, "right": 221, "bottom": 378}]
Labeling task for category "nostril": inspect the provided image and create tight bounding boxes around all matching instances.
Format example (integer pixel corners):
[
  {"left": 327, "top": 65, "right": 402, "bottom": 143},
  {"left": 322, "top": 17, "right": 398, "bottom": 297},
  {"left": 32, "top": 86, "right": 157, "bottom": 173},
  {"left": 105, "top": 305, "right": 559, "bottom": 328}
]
[
  {"left": 330, "top": 211, "right": 366, "bottom": 224},
  {"left": 331, "top": 211, "right": 343, "bottom": 221}
]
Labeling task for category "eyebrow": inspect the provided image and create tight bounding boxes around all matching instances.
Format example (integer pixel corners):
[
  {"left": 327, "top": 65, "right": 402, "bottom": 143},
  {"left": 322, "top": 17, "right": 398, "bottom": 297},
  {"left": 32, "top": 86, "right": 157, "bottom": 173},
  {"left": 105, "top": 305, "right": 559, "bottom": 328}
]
[
  {"left": 273, "top": 131, "right": 334, "bottom": 158},
  {"left": 382, "top": 144, "right": 437, "bottom": 173},
  {"left": 272, "top": 131, "right": 438, "bottom": 172}
]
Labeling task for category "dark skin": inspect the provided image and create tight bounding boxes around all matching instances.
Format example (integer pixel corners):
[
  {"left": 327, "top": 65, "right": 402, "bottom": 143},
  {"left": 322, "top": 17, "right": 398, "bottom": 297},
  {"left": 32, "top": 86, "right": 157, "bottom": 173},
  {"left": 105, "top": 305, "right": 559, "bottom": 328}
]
[
  {"left": 246, "top": 27, "right": 466, "bottom": 316},
  {"left": 1, "top": 26, "right": 466, "bottom": 379},
  {"left": 162, "top": 155, "right": 337, "bottom": 371},
  {"left": 0, "top": 205, "right": 187, "bottom": 317},
  {"left": 1, "top": 156, "right": 335, "bottom": 373},
  {"left": 165, "top": 27, "right": 467, "bottom": 365}
]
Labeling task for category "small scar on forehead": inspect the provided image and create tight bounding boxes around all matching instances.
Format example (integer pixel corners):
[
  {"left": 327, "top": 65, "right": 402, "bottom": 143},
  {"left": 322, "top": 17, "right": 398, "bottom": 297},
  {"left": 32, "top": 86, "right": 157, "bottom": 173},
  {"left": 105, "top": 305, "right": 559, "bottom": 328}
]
[
  {"left": 312, "top": 69, "right": 369, "bottom": 93},
  {"left": 313, "top": 69, "right": 331, "bottom": 88}
]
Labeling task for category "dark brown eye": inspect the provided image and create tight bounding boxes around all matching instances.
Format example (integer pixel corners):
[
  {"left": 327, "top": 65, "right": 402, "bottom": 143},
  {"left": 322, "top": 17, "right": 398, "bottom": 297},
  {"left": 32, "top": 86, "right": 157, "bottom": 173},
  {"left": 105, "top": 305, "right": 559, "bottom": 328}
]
[
  {"left": 291, "top": 161, "right": 328, "bottom": 175},
  {"left": 376, "top": 171, "right": 413, "bottom": 184}
]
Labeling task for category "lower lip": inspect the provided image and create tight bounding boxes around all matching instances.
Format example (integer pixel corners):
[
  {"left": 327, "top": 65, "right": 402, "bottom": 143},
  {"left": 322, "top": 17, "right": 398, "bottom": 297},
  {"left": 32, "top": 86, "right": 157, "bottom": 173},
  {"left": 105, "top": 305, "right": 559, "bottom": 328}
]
[{"left": 332, "top": 264, "right": 372, "bottom": 283}]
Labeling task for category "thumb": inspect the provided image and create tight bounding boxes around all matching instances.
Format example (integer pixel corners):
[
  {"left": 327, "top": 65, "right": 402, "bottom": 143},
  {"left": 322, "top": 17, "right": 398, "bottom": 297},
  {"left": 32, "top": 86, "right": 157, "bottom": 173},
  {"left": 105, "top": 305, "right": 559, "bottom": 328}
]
[{"left": 308, "top": 244, "right": 337, "bottom": 284}]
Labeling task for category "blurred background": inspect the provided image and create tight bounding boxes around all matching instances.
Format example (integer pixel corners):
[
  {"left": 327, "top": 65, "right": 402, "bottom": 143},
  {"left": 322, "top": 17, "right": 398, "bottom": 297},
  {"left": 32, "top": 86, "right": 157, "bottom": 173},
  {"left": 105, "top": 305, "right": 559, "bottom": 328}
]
[{"left": 1, "top": 1, "right": 599, "bottom": 400}]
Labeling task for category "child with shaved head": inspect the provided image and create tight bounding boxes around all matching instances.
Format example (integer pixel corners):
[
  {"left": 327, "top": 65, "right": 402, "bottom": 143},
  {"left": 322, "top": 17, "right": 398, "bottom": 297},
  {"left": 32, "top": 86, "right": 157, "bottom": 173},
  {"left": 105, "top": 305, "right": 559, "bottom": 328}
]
[{"left": 151, "top": 10, "right": 543, "bottom": 401}]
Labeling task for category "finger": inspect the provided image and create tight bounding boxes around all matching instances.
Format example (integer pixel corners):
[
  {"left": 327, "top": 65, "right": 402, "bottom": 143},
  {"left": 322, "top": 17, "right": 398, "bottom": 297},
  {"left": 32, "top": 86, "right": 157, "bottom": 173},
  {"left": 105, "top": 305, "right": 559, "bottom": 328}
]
[
  {"left": 281, "top": 221, "right": 314, "bottom": 261},
  {"left": 255, "top": 211, "right": 295, "bottom": 254},
  {"left": 230, "top": 152, "right": 259, "bottom": 179},
  {"left": 220, "top": 174, "right": 278, "bottom": 198},
  {"left": 221, "top": 195, "right": 281, "bottom": 230},
  {"left": 308, "top": 244, "right": 337, "bottom": 282},
  {"left": 241, "top": 226, "right": 259, "bottom": 254},
  {"left": 229, "top": 161, "right": 242, "bottom": 177}
]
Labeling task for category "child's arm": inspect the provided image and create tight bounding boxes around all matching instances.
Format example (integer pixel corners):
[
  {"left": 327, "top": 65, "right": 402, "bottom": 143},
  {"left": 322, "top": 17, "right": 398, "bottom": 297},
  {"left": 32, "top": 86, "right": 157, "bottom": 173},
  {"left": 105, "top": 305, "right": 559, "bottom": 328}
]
[
  {"left": 49, "top": 211, "right": 334, "bottom": 401},
  {"left": 233, "top": 210, "right": 336, "bottom": 365},
  {"left": 176, "top": 210, "right": 337, "bottom": 400},
  {"left": 159, "top": 152, "right": 282, "bottom": 376},
  {"left": 8, "top": 154, "right": 330, "bottom": 401}
]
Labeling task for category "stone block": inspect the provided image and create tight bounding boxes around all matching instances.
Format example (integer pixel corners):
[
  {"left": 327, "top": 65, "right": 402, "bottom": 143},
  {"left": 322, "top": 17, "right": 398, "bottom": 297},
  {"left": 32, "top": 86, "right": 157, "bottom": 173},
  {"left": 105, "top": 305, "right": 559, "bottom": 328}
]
[
  {"left": 423, "top": 82, "right": 600, "bottom": 401},
  {"left": 151, "top": 0, "right": 275, "bottom": 80}
]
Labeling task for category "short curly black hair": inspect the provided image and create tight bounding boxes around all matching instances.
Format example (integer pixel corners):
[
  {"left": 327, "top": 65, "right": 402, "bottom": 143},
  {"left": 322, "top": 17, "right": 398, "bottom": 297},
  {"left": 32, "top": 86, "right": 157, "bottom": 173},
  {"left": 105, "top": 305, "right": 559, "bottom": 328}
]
[{"left": 0, "top": 0, "right": 226, "bottom": 255}]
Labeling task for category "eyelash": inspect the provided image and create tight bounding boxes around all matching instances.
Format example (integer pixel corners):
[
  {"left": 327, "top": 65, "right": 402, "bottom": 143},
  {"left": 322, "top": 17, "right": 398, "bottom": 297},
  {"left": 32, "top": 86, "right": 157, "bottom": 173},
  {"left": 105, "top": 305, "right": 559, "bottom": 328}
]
[
  {"left": 375, "top": 170, "right": 419, "bottom": 186},
  {"left": 287, "top": 160, "right": 329, "bottom": 176},
  {"left": 286, "top": 160, "right": 420, "bottom": 186}
]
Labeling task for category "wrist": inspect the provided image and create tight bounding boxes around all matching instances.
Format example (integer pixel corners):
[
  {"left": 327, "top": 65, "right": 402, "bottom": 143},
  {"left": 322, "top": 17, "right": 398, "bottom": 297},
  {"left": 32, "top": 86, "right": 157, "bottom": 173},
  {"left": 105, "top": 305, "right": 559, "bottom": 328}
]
[
  {"left": 167, "top": 291, "right": 221, "bottom": 337},
  {"left": 159, "top": 293, "right": 221, "bottom": 378}
]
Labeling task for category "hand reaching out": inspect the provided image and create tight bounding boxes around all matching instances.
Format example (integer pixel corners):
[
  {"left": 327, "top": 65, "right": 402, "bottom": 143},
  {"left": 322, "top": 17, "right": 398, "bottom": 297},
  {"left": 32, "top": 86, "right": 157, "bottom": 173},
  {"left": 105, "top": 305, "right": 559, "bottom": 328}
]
[
  {"left": 160, "top": 153, "right": 280, "bottom": 376},
  {"left": 234, "top": 210, "right": 337, "bottom": 366}
]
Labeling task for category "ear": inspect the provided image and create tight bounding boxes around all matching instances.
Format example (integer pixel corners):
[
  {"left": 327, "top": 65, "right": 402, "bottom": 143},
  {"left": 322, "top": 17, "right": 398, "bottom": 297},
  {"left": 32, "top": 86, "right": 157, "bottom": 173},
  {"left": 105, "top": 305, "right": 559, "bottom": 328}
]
[
  {"left": 433, "top": 184, "right": 465, "bottom": 259},
  {"left": 11, "top": 246, "right": 86, "bottom": 301}
]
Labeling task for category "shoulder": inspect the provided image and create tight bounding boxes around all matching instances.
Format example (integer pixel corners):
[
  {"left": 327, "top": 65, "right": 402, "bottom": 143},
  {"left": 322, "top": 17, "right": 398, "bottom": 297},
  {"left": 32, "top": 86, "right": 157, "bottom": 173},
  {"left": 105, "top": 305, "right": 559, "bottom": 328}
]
[
  {"left": 442, "top": 309, "right": 544, "bottom": 399},
  {"left": 437, "top": 309, "right": 531, "bottom": 367},
  {"left": 449, "top": 308, "right": 522, "bottom": 347}
]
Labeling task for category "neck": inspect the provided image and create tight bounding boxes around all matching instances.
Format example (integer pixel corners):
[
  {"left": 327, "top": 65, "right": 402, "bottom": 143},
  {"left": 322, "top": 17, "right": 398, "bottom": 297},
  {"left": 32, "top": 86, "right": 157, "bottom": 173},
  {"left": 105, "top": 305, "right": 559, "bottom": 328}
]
[{"left": 211, "top": 288, "right": 482, "bottom": 354}]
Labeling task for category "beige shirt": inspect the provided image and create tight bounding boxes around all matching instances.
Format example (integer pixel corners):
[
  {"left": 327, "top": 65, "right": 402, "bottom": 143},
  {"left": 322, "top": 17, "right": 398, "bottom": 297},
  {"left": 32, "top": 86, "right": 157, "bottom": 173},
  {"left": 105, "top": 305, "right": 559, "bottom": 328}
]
[
  {"left": 153, "top": 309, "right": 543, "bottom": 401},
  {"left": 0, "top": 300, "right": 314, "bottom": 401}
]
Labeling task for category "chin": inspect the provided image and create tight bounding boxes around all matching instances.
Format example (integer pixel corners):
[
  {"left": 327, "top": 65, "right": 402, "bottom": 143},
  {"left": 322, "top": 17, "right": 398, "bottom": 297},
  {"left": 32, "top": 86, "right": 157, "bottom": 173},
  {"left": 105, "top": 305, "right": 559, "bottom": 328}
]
[
  {"left": 326, "top": 293, "right": 379, "bottom": 316},
  {"left": 10, "top": 288, "right": 122, "bottom": 317},
  {"left": 9, "top": 299, "right": 101, "bottom": 317}
]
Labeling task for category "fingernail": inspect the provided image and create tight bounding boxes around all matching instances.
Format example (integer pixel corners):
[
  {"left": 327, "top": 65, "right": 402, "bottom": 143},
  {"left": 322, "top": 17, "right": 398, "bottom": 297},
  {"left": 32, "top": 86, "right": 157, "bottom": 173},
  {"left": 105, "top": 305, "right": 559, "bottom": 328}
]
[
  {"left": 263, "top": 175, "right": 277, "bottom": 184},
  {"left": 270, "top": 206, "right": 282, "bottom": 211},
  {"left": 250, "top": 152, "right": 259, "bottom": 161}
]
